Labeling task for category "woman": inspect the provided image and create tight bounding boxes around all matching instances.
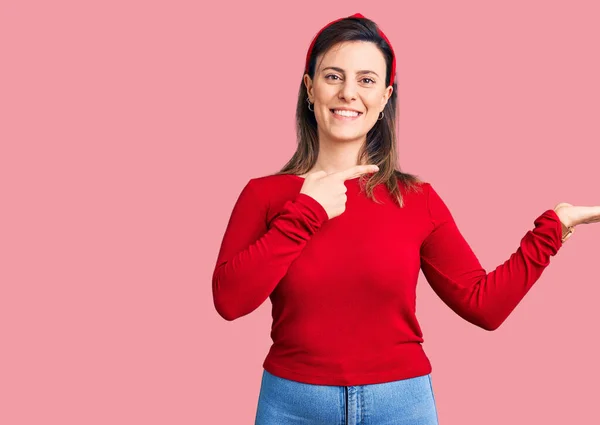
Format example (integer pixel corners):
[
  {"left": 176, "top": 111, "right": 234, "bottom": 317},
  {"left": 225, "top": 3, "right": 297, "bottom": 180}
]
[{"left": 212, "top": 13, "right": 598, "bottom": 424}]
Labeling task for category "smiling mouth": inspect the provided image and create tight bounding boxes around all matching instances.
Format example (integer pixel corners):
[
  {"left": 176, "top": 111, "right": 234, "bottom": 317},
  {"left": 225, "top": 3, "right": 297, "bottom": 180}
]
[{"left": 330, "top": 109, "right": 363, "bottom": 120}]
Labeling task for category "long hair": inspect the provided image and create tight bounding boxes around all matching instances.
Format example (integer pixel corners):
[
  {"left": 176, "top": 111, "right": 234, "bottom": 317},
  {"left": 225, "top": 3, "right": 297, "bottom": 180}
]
[{"left": 274, "top": 15, "right": 424, "bottom": 208}]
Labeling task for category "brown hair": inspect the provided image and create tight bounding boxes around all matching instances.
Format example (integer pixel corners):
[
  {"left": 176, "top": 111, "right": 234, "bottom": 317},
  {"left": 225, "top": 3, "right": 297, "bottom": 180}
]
[{"left": 274, "top": 15, "right": 424, "bottom": 207}]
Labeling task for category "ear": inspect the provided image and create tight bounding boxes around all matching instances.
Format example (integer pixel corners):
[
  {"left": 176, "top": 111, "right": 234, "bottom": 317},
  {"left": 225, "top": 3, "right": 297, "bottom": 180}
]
[
  {"left": 304, "top": 74, "right": 314, "bottom": 102},
  {"left": 380, "top": 85, "right": 393, "bottom": 111}
]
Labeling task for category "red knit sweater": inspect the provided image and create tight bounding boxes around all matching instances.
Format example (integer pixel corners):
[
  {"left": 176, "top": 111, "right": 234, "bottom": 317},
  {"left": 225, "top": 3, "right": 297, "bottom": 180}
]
[{"left": 212, "top": 173, "right": 564, "bottom": 386}]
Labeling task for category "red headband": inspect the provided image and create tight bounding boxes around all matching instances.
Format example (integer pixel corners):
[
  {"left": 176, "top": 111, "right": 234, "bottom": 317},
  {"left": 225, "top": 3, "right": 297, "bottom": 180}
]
[{"left": 304, "top": 13, "right": 396, "bottom": 87}]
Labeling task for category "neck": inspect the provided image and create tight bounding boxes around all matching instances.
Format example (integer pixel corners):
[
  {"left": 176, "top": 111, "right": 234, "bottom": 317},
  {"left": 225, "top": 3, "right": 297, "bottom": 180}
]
[{"left": 310, "top": 131, "right": 367, "bottom": 174}]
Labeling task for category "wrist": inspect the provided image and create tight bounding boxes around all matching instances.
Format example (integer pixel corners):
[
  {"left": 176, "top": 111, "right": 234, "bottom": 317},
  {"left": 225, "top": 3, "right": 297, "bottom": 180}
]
[{"left": 560, "top": 221, "right": 574, "bottom": 243}]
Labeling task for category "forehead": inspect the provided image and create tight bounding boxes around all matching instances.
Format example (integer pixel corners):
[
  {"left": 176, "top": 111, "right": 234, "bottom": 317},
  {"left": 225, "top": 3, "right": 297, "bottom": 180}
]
[{"left": 316, "top": 41, "right": 386, "bottom": 73}]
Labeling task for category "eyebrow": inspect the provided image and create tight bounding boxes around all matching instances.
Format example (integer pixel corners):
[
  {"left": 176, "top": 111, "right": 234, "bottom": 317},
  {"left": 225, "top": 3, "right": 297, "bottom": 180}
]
[{"left": 321, "top": 66, "right": 380, "bottom": 78}]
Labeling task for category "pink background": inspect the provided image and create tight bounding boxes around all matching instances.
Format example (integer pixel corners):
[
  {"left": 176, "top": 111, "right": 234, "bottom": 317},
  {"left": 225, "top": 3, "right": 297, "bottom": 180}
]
[{"left": 1, "top": 0, "right": 599, "bottom": 423}]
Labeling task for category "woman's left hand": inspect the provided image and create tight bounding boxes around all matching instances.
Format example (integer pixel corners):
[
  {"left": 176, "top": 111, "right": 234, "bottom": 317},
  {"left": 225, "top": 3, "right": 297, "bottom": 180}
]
[{"left": 553, "top": 202, "right": 600, "bottom": 242}]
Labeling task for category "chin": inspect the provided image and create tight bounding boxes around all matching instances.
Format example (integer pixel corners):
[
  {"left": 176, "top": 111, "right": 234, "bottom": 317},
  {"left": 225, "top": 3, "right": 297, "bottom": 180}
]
[{"left": 329, "top": 130, "right": 365, "bottom": 142}]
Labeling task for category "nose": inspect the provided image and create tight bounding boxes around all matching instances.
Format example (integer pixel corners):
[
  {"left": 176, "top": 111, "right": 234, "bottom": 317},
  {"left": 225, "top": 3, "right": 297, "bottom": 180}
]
[{"left": 339, "top": 79, "right": 358, "bottom": 102}]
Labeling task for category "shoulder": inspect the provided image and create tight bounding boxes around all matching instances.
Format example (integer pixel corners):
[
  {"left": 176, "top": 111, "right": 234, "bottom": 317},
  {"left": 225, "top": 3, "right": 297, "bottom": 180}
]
[
  {"left": 246, "top": 172, "right": 301, "bottom": 191},
  {"left": 394, "top": 172, "right": 431, "bottom": 198},
  {"left": 237, "top": 173, "right": 301, "bottom": 208},
  {"left": 239, "top": 173, "right": 304, "bottom": 222}
]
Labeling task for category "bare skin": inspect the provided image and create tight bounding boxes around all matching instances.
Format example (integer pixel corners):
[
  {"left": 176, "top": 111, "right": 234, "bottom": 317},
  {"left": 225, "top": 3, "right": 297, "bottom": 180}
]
[
  {"left": 302, "top": 41, "right": 392, "bottom": 179},
  {"left": 553, "top": 203, "right": 600, "bottom": 242},
  {"left": 300, "top": 165, "right": 379, "bottom": 219}
]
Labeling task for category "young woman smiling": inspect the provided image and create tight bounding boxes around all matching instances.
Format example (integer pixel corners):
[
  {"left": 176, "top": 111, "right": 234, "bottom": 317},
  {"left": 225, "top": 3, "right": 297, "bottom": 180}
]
[{"left": 212, "top": 12, "right": 597, "bottom": 425}]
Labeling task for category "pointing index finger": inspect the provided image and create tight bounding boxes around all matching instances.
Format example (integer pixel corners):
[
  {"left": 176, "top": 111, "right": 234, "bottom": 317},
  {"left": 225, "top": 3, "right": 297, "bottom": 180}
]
[{"left": 331, "top": 165, "right": 379, "bottom": 181}]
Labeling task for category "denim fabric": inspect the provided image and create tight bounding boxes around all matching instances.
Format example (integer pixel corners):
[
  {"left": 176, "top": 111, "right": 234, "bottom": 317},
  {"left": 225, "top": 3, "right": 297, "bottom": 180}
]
[{"left": 255, "top": 369, "right": 439, "bottom": 425}]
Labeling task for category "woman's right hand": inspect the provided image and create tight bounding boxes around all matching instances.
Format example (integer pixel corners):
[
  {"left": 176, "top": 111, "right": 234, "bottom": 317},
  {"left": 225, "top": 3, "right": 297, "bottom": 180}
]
[{"left": 299, "top": 165, "right": 379, "bottom": 219}]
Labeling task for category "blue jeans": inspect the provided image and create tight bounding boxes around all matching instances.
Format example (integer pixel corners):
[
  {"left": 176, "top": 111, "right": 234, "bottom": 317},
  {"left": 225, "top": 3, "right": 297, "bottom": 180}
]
[{"left": 255, "top": 369, "right": 439, "bottom": 425}]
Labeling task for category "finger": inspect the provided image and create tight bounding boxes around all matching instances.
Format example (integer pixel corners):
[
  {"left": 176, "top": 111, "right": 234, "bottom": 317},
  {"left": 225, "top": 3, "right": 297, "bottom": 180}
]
[
  {"left": 330, "top": 165, "right": 379, "bottom": 181},
  {"left": 576, "top": 206, "right": 600, "bottom": 225}
]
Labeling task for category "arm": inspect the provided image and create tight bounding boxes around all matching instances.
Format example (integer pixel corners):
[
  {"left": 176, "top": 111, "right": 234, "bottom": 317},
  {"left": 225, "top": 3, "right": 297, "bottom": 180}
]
[
  {"left": 419, "top": 183, "right": 563, "bottom": 331},
  {"left": 212, "top": 179, "right": 329, "bottom": 321}
]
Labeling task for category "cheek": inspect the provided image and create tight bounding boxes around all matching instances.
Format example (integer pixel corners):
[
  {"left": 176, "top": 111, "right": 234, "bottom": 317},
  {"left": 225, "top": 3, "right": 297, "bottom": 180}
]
[
  {"left": 314, "top": 107, "right": 328, "bottom": 123},
  {"left": 363, "top": 97, "right": 382, "bottom": 111}
]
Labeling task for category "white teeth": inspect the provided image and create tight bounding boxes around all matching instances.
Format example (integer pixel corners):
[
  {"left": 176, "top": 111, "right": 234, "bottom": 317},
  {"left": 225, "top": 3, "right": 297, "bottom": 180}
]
[{"left": 333, "top": 109, "right": 360, "bottom": 117}]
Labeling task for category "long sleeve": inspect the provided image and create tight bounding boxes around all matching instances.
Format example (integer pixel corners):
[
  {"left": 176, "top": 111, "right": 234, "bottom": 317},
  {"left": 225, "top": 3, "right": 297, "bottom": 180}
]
[
  {"left": 212, "top": 179, "right": 329, "bottom": 321},
  {"left": 419, "top": 183, "right": 563, "bottom": 331}
]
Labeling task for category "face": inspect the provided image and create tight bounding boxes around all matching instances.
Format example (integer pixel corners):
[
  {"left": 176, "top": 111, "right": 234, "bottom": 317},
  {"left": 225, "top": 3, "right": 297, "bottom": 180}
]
[{"left": 304, "top": 41, "right": 393, "bottom": 143}]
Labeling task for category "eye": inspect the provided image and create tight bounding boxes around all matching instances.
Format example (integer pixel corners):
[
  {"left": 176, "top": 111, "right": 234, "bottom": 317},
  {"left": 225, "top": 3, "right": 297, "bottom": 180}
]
[{"left": 325, "top": 74, "right": 376, "bottom": 84}]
